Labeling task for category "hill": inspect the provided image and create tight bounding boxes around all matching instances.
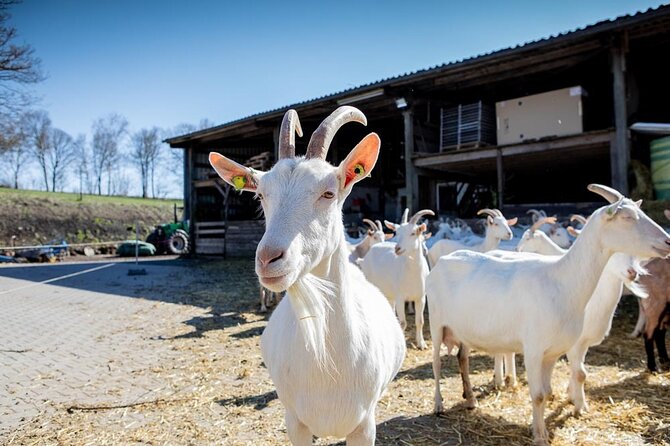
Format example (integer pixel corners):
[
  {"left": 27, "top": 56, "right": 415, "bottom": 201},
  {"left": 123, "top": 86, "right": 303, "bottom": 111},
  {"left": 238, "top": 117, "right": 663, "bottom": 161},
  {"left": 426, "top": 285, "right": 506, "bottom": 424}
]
[{"left": 0, "top": 187, "right": 183, "bottom": 248}]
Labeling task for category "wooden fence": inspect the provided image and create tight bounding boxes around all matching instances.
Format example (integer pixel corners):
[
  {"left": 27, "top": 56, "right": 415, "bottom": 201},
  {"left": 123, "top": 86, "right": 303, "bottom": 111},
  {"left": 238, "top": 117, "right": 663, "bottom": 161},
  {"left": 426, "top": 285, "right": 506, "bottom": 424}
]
[{"left": 194, "top": 220, "right": 265, "bottom": 257}]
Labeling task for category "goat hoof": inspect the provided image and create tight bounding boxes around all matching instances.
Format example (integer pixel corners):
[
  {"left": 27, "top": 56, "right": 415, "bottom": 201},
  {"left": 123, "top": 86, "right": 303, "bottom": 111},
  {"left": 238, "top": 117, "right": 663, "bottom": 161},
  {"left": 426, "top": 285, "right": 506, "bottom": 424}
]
[
  {"left": 464, "top": 398, "right": 477, "bottom": 410},
  {"left": 434, "top": 403, "right": 444, "bottom": 415},
  {"left": 416, "top": 341, "right": 427, "bottom": 350}
]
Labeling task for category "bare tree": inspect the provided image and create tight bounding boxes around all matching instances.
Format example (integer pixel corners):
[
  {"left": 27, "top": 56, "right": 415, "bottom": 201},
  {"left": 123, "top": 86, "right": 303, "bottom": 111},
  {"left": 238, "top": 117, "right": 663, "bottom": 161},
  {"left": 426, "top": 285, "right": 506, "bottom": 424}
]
[
  {"left": 24, "top": 109, "right": 51, "bottom": 190},
  {"left": 47, "top": 127, "right": 76, "bottom": 191},
  {"left": 72, "top": 134, "right": 91, "bottom": 196},
  {"left": 0, "top": 113, "right": 25, "bottom": 187},
  {"left": 130, "top": 127, "right": 161, "bottom": 198},
  {"left": 0, "top": 0, "right": 44, "bottom": 115},
  {"left": 91, "top": 113, "right": 127, "bottom": 195}
]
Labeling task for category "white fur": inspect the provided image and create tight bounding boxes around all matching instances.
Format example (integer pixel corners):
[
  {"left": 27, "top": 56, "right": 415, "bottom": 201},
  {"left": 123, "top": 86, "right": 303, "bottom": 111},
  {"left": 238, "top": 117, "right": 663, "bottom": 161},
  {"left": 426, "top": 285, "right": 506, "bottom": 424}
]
[
  {"left": 427, "top": 195, "right": 670, "bottom": 446},
  {"left": 360, "top": 214, "right": 431, "bottom": 349},
  {"left": 426, "top": 213, "right": 514, "bottom": 267},
  {"left": 252, "top": 154, "right": 405, "bottom": 443},
  {"left": 348, "top": 223, "right": 386, "bottom": 264}
]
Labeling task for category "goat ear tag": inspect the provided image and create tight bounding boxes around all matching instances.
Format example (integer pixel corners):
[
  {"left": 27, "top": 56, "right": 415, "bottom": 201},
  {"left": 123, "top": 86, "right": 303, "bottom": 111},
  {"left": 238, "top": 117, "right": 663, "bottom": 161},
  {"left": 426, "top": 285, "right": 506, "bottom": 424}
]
[{"left": 232, "top": 175, "right": 247, "bottom": 190}]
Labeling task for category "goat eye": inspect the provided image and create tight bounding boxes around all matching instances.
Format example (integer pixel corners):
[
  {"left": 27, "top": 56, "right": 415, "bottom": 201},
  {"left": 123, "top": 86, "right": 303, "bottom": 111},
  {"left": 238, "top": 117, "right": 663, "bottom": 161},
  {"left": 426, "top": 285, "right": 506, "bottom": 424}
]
[{"left": 321, "top": 191, "right": 335, "bottom": 199}]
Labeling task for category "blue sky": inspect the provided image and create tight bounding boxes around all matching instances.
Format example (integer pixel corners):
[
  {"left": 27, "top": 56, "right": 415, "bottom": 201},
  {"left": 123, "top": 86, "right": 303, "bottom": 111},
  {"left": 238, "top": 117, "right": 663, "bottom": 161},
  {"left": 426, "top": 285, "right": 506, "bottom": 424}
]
[{"left": 10, "top": 0, "right": 668, "bottom": 140}]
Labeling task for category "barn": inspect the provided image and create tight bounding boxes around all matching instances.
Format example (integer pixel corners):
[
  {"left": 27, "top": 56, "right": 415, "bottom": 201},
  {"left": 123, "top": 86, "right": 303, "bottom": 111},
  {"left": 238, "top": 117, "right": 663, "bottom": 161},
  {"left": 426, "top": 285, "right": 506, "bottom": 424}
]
[{"left": 166, "top": 6, "right": 670, "bottom": 256}]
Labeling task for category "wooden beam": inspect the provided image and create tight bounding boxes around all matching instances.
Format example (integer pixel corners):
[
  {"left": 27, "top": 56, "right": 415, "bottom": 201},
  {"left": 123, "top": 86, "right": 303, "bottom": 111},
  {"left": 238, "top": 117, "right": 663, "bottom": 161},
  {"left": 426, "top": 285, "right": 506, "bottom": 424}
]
[
  {"left": 413, "top": 129, "right": 614, "bottom": 169},
  {"left": 496, "top": 149, "right": 504, "bottom": 209},
  {"left": 610, "top": 36, "right": 630, "bottom": 194},
  {"left": 403, "top": 108, "right": 418, "bottom": 212},
  {"left": 187, "top": 147, "right": 196, "bottom": 255}
]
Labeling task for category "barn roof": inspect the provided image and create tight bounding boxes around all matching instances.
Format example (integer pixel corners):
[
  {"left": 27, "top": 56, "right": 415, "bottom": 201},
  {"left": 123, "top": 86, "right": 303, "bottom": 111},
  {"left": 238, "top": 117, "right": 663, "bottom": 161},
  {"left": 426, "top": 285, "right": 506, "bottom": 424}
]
[{"left": 167, "top": 4, "right": 670, "bottom": 147}]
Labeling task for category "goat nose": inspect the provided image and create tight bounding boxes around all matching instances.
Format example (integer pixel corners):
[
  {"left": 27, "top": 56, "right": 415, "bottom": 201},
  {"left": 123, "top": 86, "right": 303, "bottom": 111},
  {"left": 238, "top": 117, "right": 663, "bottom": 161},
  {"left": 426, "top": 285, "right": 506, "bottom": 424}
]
[{"left": 258, "top": 247, "right": 284, "bottom": 267}]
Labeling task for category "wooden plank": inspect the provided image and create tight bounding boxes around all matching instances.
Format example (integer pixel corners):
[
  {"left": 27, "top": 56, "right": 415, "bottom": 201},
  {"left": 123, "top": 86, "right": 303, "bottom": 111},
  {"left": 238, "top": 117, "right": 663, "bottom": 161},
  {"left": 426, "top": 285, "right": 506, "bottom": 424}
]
[
  {"left": 196, "top": 229, "right": 227, "bottom": 235},
  {"left": 196, "top": 221, "right": 226, "bottom": 227}
]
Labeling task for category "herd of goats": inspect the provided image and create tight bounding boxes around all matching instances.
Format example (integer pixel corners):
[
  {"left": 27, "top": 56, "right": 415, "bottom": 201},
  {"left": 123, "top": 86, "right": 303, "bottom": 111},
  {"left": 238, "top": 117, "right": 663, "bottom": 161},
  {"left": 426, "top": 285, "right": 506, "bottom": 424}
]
[{"left": 209, "top": 106, "right": 670, "bottom": 445}]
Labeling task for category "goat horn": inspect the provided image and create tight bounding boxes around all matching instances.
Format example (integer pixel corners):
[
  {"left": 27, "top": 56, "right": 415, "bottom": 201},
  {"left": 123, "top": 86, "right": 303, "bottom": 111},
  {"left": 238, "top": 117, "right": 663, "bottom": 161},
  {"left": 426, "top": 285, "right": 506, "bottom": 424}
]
[
  {"left": 375, "top": 219, "right": 383, "bottom": 231},
  {"left": 362, "top": 219, "right": 377, "bottom": 232},
  {"left": 530, "top": 216, "right": 557, "bottom": 233},
  {"left": 570, "top": 214, "right": 588, "bottom": 225},
  {"left": 305, "top": 106, "right": 367, "bottom": 160},
  {"left": 409, "top": 209, "right": 435, "bottom": 225},
  {"left": 477, "top": 208, "right": 498, "bottom": 218},
  {"left": 278, "top": 109, "right": 303, "bottom": 160},
  {"left": 401, "top": 208, "right": 409, "bottom": 224},
  {"left": 587, "top": 183, "right": 623, "bottom": 204}
]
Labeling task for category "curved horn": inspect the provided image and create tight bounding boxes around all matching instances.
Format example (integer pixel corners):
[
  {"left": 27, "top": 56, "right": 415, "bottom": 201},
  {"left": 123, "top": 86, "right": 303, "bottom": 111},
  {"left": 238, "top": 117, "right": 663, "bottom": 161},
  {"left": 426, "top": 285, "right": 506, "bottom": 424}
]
[
  {"left": 570, "top": 214, "right": 588, "bottom": 225},
  {"left": 587, "top": 183, "right": 623, "bottom": 204},
  {"left": 278, "top": 109, "right": 303, "bottom": 160},
  {"left": 409, "top": 209, "right": 435, "bottom": 225},
  {"left": 362, "top": 219, "right": 378, "bottom": 232},
  {"left": 401, "top": 208, "right": 409, "bottom": 224},
  {"left": 375, "top": 219, "right": 383, "bottom": 231},
  {"left": 477, "top": 208, "right": 498, "bottom": 219},
  {"left": 530, "top": 216, "right": 557, "bottom": 233},
  {"left": 305, "top": 106, "right": 367, "bottom": 160}
]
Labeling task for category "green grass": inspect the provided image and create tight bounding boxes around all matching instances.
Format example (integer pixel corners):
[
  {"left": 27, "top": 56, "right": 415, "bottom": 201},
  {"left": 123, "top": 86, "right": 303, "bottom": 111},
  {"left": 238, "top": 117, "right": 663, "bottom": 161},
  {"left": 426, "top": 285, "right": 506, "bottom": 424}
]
[{"left": 0, "top": 187, "right": 182, "bottom": 208}]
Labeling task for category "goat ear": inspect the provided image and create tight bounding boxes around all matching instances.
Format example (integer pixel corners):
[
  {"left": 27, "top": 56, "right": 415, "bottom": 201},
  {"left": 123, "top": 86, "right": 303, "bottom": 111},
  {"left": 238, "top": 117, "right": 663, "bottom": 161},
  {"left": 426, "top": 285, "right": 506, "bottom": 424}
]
[
  {"left": 384, "top": 220, "right": 398, "bottom": 231},
  {"left": 567, "top": 226, "right": 580, "bottom": 237},
  {"left": 507, "top": 217, "right": 518, "bottom": 226},
  {"left": 385, "top": 233, "right": 394, "bottom": 240},
  {"left": 209, "top": 152, "right": 262, "bottom": 192},
  {"left": 486, "top": 216, "right": 494, "bottom": 226},
  {"left": 338, "top": 133, "right": 380, "bottom": 190},
  {"left": 416, "top": 223, "right": 427, "bottom": 234}
]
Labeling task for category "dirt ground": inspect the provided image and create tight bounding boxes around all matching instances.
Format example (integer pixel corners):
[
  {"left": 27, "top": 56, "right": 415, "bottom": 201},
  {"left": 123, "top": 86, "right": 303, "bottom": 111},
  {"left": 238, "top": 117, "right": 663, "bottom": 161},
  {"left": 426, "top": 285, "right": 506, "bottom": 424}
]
[{"left": 3, "top": 258, "right": 669, "bottom": 446}]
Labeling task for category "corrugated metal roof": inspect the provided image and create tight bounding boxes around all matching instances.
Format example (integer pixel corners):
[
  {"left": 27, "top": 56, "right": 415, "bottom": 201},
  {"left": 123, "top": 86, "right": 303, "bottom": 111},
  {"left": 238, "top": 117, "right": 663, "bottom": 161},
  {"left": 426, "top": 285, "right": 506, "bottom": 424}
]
[{"left": 167, "top": 4, "right": 670, "bottom": 145}]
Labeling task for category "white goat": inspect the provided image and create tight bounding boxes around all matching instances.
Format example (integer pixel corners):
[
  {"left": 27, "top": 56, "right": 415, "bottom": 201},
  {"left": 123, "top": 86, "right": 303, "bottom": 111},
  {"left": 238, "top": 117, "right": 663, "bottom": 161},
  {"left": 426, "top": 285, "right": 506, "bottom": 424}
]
[
  {"left": 426, "top": 208, "right": 518, "bottom": 267},
  {"left": 515, "top": 216, "right": 564, "bottom": 255},
  {"left": 527, "top": 209, "right": 571, "bottom": 249},
  {"left": 427, "top": 184, "right": 670, "bottom": 446},
  {"left": 347, "top": 219, "right": 389, "bottom": 264},
  {"left": 360, "top": 208, "right": 434, "bottom": 349},
  {"left": 498, "top": 212, "right": 648, "bottom": 411},
  {"left": 210, "top": 107, "right": 405, "bottom": 445}
]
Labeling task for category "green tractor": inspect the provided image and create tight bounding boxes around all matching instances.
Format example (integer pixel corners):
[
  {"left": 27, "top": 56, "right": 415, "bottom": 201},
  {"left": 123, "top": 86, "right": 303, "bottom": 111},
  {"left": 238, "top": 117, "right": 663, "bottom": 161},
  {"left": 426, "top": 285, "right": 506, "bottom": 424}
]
[{"left": 146, "top": 205, "right": 190, "bottom": 255}]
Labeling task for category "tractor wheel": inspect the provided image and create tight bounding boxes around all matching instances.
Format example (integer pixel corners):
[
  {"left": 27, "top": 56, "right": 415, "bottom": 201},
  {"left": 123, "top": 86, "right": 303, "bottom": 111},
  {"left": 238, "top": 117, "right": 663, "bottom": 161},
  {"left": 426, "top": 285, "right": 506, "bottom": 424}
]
[{"left": 167, "top": 230, "right": 189, "bottom": 255}]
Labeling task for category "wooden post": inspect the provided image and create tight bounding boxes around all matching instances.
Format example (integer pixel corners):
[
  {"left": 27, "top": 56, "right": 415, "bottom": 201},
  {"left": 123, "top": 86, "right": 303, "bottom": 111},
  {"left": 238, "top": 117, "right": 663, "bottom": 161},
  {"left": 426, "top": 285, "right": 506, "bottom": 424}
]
[
  {"left": 403, "top": 108, "right": 418, "bottom": 212},
  {"left": 496, "top": 148, "right": 504, "bottom": 209},
  {"left": 610, "top": 36, "right": 629, "bottom": 194},
  {"left": 186, "top": 147, "right": 196, "bottom": 255},
  {"left": 272, "top": 125, "right": 280, "bottom": 163}
]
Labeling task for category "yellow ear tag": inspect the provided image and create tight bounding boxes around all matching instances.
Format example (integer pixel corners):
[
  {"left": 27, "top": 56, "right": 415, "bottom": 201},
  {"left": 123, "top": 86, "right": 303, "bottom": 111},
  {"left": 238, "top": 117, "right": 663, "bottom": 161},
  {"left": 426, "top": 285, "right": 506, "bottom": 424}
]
[
  {"left": 232, "top": 175, "right": 247, "bottom": 190},
  {"left": 353, "top": 163, "right": 365, "bottom": 177}
]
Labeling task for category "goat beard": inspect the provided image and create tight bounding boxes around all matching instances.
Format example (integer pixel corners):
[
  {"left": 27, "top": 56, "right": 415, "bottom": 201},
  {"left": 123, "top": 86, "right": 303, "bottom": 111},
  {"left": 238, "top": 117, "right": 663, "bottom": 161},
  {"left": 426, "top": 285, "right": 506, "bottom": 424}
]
[{"left": 287, "top": 274, "right": 337, "bottom": 373}]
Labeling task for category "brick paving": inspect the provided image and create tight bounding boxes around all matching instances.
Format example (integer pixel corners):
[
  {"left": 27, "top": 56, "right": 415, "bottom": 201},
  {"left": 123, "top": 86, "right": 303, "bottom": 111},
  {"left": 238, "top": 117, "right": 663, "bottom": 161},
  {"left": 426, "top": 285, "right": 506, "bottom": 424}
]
[{"left": 0, "top": 259, "right": 206, "bottom": 436}]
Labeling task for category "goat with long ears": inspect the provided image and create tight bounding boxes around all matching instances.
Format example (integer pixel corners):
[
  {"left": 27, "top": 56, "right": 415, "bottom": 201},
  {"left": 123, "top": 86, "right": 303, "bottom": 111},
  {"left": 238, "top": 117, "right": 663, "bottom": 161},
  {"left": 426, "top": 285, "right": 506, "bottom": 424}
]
[{"left": 210, "top": 107, "right": 405, "bottom": 445}]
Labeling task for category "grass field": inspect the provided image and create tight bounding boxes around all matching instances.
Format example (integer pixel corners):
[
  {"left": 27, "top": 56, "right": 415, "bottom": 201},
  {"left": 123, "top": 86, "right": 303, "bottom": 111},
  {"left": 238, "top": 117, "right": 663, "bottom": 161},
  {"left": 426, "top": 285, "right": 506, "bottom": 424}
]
[
  {"left": 0, "top": 187, "right": 182, "bottom": 208},
  {"left": 0, "top": 187, "right": 183, "bottom": 247}
]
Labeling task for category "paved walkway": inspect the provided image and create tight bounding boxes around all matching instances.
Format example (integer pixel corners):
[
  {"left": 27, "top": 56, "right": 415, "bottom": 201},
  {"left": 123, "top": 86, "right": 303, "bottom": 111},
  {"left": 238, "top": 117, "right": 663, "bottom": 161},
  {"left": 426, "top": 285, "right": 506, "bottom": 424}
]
[{"left": 0, "top": 259, "right": 205, "bottom": 435}]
